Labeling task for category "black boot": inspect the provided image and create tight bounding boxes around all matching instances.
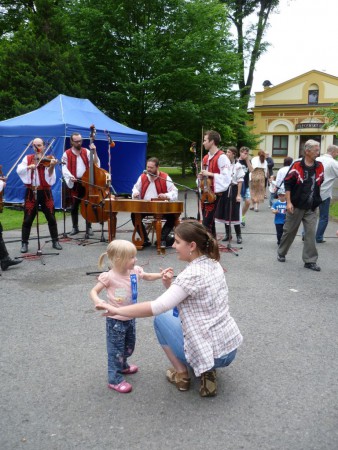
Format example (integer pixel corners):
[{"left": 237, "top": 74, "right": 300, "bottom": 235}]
[
  {"left": 234, "top": 225, "right": 242, "bottom": 244},
  {"left": 222, "top": 225, "right": 231, "bottom": 242},
  {"left": 0, "top": 239, "right": 22, "bottom": 271}
]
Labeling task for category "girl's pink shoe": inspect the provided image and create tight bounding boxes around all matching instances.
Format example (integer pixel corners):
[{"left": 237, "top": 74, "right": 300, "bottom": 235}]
[
  {"left": 122, "top": 365, "right": 138, "bottom": 375},
  {"left": 108, "top": 380, "right": 132, "bottom": 393}
]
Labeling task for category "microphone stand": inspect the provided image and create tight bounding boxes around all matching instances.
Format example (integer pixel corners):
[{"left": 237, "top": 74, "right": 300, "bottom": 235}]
[{"left": 190, "top": 142, "right": 202, "bottom": 221}]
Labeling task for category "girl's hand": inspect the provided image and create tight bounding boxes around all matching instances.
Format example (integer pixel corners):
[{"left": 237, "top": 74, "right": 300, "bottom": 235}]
[
  {"left": 161, "top": 267, "right": 174, "bottom": 279},
  {"left": 162, "top": 267, "right": 174, "bottom": 289},
  {"left": 236, "top": 195, "right": 241, "bottom": 202}
]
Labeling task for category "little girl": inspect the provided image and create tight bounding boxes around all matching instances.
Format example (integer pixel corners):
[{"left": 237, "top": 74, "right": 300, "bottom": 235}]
[{"left": 90, "top": 239, "right": 172, "bottom": 394}]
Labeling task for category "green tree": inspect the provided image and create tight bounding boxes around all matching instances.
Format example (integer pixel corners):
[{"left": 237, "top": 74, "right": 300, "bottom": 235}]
[
  {"left": 220, "top": 0, "right": 281, "bottom": 106},
  {"left": 0, "top": 0, "right": 87, "bottom": 119},
  {"left": 70, "top": 0, "right": 256, "bottom": 160}
]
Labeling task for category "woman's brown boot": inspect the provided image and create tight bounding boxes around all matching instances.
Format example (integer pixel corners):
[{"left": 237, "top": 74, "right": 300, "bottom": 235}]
[{"left": 166, "top": 368, "right": 191, "bottom": 391}]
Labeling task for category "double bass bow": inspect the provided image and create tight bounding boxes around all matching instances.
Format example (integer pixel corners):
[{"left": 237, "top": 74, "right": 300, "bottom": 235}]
[{"left": 80, "top": 125, "right": 111, "bottom": 223}]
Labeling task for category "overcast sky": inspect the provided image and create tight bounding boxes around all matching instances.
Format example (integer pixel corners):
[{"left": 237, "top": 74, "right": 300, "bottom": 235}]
[{"left": 250, "top": 0, "right": 338, "bottom": 94}]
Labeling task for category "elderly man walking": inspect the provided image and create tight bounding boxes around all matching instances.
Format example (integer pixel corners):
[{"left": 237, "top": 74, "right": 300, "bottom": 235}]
[
  {"left": 277, "top": 140, "right": 324, "bottom": 271},
  {"left": 315, "top": 145, "right": 338, "bottom": 243}
]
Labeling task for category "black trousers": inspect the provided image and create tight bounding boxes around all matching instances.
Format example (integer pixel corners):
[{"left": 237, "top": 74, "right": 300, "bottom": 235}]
[
  {"left": 202, "top": 196, "right": 220, "bottom": 238},
  {"left": 22, "top": 189, "right": 58, "bottom": 243},
  {"left": 70, "top": 182, "right": 86, "bottom": 228},
  {"left": 131, "top": 213, "right": 176, "bottom": 242}
]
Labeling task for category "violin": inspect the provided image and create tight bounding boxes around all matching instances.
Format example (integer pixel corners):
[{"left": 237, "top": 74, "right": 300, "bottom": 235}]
[
  {"left": 200, "top": 164, "right": 216, "bottom": 204},
  {"left": 38, "top": 155, "right": 65, "bottom": 167}
]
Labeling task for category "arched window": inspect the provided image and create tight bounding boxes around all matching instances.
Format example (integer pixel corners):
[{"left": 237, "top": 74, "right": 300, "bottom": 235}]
[{"left": 308, "top": 84, "right": 319, "bottom": 104}]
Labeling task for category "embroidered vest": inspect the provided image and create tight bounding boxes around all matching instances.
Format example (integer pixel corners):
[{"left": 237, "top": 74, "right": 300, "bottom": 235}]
[
  {"left": 27, "top": 154, "right": 50, "bottom": 188},
  {"left": 65, "top": 148, "right": 89, "bottom": 177},
  {"left": 202, "top": 150, "right": 224, "bottom": 193},
  {"left": 140, "top": 172, "right": 168, "bottom": 199},
  {"left": 202, "top": 150, "right": 224, "bottom": 175}
]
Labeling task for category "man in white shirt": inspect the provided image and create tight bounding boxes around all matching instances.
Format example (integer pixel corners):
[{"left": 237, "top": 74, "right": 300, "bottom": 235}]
[
  {"left": 315, "top": 145, "right": 338, "bottom": 243},
  {"left": 198, "top": 130, "right": 231, "bottom": 237},
  {"left": 16, "top": 138, "right": 62, "bottom": 253},
  {"left": 132, "top": 157, "right": 178, "bottom": 247},
  {"left": 62, "top": 133, "right": 100, "bottom": 235}
]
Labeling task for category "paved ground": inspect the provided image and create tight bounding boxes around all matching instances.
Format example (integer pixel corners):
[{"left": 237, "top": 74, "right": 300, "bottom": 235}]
[{"left": 1, "top": 191, "right": 337, "bottom": 450}]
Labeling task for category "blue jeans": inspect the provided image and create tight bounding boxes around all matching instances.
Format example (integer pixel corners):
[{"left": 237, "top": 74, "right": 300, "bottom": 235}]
[
  {"left": 106, "top": 318, "right": 136, "bottom": 384},
  {"left": 154, "top": 310, "right": 237, "bottom": 371},
  {"left": 316, "top": 197, "right": 330, "bottom": 242}
]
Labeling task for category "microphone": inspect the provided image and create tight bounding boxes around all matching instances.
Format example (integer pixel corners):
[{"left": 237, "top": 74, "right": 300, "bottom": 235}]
[{"left": 143, "top": 170, "right": 156, "bottom": 177}]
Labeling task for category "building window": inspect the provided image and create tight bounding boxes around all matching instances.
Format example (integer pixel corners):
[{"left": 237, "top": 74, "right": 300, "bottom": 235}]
[
  {"left": 308, "top": 89, "right": 318, "bottom": 104},
  {"left": 272, "top": 135, "right": 288, "bottom": 156}
]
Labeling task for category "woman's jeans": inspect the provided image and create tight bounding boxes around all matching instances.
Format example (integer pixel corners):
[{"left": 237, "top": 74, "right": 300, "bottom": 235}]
[
  {"left": 154, "top": 310, "right": 237, "bottom": 372},
  {"left": 106, "top": 318, "right": 136, "bottom": 384}
]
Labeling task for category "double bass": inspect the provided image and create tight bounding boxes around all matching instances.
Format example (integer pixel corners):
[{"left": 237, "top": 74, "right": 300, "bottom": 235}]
[{"left": 80, "top": 125, "right": 111, "bottom": 223}]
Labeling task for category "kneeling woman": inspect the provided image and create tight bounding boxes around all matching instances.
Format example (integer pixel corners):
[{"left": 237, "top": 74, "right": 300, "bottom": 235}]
[{"left": 95, "top": 220, "right": 243, "bottom": 397}]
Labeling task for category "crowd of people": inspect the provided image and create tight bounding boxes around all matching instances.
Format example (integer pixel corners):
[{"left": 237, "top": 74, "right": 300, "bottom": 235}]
[{"left": 1, "top": 130, "right": 338, "bottom": 399}]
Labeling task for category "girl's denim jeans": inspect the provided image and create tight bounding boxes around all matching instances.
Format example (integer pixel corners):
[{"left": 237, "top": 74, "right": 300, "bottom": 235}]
[{"left": 106, "top": 318, "right": 136, "bottom": 385}]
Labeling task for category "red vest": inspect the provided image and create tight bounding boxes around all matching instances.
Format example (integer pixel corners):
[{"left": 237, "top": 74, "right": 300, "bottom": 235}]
[
  {"left": 27, "top": 154, "right": 50, "bottom": 188},
  {"left": 202, "top": 150, "right": 224, "bottom": 175},
  {"left": 65, "top": 148, "right": 89, "bottom": 177},
  {"left": 140, "top": 172, "right": 168, "bottom": 199},
  {"left": 202, "top": 150, "right": 224, "bottom": 192}
]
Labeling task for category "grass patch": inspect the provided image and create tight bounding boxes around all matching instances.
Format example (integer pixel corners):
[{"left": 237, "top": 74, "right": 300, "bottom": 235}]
[
  {"left": 164, "top": 167, "right": 197, "bottom": 190},
  {"left": 330, "top": 200, "right": 338, "bottom": 220},
  {"left": 1, "top": 207, "right": 63, "bottom": 231}
]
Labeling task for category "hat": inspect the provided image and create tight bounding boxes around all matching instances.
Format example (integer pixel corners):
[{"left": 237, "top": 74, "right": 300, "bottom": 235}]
[{"left": 277, "top": 187, "right": 285, "bottom": 195}]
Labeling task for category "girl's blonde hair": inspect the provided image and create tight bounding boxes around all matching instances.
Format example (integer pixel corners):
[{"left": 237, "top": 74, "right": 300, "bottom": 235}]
[{"left": 98, "top": 240, "right": 137, "bottom": 269}]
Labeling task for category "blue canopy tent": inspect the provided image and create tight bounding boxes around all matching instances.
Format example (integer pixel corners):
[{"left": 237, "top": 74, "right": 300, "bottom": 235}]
[{"left": 0, "top": 94, "right": 148, "bottom": 208}]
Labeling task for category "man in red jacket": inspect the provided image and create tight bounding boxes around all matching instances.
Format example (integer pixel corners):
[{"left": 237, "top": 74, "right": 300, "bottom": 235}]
[{"left": 277, "top": 139, "right": 324, "bottom": 271}]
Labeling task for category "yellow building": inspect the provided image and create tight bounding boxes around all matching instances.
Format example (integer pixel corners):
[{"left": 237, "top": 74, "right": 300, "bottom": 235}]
[{"left": 250, "top": 70, "right": 338, "bottom": 163}]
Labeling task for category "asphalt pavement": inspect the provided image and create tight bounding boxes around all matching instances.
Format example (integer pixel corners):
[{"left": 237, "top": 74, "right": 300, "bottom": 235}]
[{"left": 1, "top": 191, "right": 337, "bottom": 450}]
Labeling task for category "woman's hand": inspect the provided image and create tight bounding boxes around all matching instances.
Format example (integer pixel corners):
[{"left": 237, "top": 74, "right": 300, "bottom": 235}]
[{"left": 95, "top": 302, "right": 117, "bottom": 316}]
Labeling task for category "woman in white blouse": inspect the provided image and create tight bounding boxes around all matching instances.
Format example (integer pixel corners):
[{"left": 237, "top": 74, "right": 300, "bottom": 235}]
[{"left": 95, "top": 220, "right": 243, "bottom": 398}]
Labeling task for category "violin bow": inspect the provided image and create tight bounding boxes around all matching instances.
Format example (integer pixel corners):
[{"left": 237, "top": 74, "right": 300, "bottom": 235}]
[
  {"left": 34, "top": 138, "right": 56, "bottom": 169},
  {"left": 5, "top": 140, "right": 34, "bottom": 178}
]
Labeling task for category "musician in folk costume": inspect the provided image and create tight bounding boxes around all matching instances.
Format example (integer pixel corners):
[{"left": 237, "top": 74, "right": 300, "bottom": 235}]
[
  {"left": 0, "top": 179, "right": 22, "bottom": 271},
  {"left": 198, "top": 130, "right": 231, "bottom": 237},
  {"left": 131, "top": 157, "right": 178, "bottom": 247},
  {"left": 215, "top": 147, "right": 245, "bottom": 244},
  {"left": 62, "top": 132, "right": 100, "bottom": 236},
  {"left": 16, "top": 138, "right": 62, "bottom": 254}
]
